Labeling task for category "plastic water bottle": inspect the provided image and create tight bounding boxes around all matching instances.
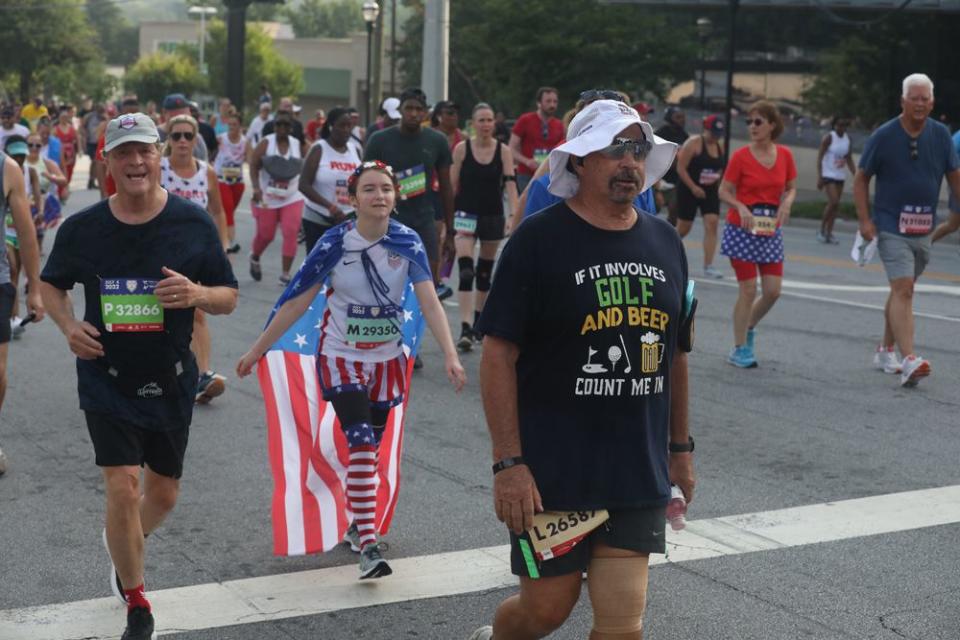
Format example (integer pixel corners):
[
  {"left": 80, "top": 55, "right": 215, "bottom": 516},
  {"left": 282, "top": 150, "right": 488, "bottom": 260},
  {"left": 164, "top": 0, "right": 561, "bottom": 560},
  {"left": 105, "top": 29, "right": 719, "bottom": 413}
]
[{"left": 666, "top": 485, "right": 687, "bottom": 531}]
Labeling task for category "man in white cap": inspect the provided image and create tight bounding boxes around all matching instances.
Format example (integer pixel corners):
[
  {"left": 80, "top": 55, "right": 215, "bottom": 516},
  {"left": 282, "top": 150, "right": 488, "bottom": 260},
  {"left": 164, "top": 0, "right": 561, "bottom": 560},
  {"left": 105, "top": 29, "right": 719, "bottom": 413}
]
[
  {"left": 39, "top": 113, "right": 238, "bottom": 640},
  {"left": 471, "top": 100, "right": 695, "bottom": 640}
]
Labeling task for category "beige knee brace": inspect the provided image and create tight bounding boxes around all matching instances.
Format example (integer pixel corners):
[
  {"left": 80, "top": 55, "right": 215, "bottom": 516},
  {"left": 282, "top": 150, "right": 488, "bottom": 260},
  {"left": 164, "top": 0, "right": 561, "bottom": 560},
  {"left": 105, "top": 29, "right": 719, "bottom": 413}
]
[{"left": 587, "top": 555, "right": 650, "bottom": 636}]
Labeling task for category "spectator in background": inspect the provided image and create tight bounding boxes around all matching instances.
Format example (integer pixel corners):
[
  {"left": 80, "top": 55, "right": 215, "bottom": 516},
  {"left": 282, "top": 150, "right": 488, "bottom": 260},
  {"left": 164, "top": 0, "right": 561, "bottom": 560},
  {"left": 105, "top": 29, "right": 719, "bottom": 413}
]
[
  {"left": 305, "top": 108, "right": 326, "bottom": 144},
  {"left": 493, "top": 110, "right": 510, "bottom": 145},
  {"left": 654, "top": 106, "right": 689, "bottom": 226},
  {"left": 20, "top": 96, "right": 48, "bottom": 133},
  {"left": 509, "top": 87, "right": 564, "bottom": 193},
  {"left": 247, "top": 101, "right": 272, "bottom": 151},
  {"left": 189, "top": 101, "right": 219, "bottom": 161},
  {"left": 262, "top": 97, "right": 305, "bottom": 145}
]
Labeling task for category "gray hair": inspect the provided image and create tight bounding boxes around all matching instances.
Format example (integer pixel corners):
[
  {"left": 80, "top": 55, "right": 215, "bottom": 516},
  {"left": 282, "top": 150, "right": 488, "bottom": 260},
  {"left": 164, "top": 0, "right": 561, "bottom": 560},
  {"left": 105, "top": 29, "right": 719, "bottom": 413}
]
[{"left": 902, "top": 73, "right": 934, "bottom": 99}]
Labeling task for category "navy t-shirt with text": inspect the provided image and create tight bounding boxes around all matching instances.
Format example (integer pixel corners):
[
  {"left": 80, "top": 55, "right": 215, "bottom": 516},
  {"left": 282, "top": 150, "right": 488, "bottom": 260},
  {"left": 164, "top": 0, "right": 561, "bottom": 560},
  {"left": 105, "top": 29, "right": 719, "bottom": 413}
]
[
  {"left": 478, "top": 202, "right": 688, "bottom": 510},
  {"left": 859, "top": 117, "right": 959, "bottom": 236},
  {"left": 41, "top": 194, "right": 238, "bottom": 431}
]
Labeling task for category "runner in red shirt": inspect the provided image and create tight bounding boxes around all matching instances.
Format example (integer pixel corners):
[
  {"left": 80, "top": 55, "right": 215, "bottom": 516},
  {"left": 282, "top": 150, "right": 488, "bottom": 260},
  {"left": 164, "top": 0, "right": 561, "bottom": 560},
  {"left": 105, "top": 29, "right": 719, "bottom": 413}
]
[
  {"left": 508, "top": 87, "right": 564, "bottom": 193},
  {"left": 718, "top": 100, "right": 797, "bottom": 368},
  {"left": 52, "top": 106, "right": 78, "bottom": 201},
  {"left": 305, "top": 109, "right": 325, "bottom": 144}
]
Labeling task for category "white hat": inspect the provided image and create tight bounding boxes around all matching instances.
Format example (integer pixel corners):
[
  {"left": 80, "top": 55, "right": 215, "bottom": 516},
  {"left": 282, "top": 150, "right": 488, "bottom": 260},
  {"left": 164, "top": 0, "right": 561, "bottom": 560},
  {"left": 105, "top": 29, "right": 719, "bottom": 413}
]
[
  {"left": 104, "top": 113, "right": 160, "bottom": 153},
  {"left": 548, "top": 100, "right": 677, "bottom": 199},
  {"left": 382, "top": 97, "right": 401, "bottom": 120}
]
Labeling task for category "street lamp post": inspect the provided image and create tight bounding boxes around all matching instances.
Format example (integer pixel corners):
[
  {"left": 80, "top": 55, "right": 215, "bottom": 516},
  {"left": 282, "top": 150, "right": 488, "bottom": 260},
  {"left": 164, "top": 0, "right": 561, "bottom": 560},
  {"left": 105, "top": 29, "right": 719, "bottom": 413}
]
[
  {"left": 362, "top": 1, "right": 380, "bottom": 125},
  {"left": 696, "top": 16, "right": 712, "bottom": 111},
  {"left": 188, "top": 5, "right": 218, "bottom": 76}
]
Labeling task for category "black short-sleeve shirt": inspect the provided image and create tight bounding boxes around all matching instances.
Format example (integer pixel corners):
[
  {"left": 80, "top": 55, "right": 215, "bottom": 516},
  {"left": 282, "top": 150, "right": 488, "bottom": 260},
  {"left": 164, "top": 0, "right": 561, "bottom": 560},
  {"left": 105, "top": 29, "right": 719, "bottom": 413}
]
[
  {"left": 477, "top": 202, "right": 688, "bottom": 510},
  {"left": 41, "top": 194, "right": 238, "bottom": 431}
]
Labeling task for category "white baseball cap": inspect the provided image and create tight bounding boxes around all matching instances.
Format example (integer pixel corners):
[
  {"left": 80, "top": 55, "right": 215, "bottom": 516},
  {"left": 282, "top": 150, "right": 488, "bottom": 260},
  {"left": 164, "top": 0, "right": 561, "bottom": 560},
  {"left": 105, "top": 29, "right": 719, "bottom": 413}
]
[
  {"left": 382, "top": 97, "right": 401, "bottom": 120},
  {"left": 548, "top": 100, "right": 677, "bottom": 199},
  {"left": 103, "top": 113, "right": 160, "bottom": 153}
]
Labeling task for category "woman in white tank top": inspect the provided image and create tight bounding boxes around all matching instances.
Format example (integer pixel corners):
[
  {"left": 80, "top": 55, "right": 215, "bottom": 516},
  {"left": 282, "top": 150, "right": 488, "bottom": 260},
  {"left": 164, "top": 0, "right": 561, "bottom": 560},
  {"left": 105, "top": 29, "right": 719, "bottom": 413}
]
[
  {"left": 816, "top": 116, "right": 856, "bottom": 244},
  {"left": 162, "top": 114, "right": 230, "bottom": 404},
  {"left": 299, "top": 107, "right": 362, "bottom": 254},
  {"left": 249, "top": 109, "right": 304, "bottom": 284},
  {"left": 214, "top": 108, "right": 247, "bottom": 255}
]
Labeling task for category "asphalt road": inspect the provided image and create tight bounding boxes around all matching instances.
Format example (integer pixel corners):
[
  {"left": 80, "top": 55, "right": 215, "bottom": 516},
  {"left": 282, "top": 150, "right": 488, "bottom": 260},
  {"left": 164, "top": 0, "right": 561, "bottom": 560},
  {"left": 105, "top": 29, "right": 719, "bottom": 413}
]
[{"left": 1, "top": 166, "right": 959, "bottom": 640}]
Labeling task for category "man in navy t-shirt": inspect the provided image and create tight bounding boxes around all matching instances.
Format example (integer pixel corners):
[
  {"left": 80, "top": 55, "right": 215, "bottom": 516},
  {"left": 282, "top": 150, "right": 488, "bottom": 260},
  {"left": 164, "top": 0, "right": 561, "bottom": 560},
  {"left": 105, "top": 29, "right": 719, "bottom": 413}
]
[
  {"left": 39, "top": 113, "right": 238, "bottom": 640},
  {"left": 470, "top": 100, "right": 692, "bottom": 640},
  {"left": 854, "top": 73, "right": 960, "bottom": 388}
]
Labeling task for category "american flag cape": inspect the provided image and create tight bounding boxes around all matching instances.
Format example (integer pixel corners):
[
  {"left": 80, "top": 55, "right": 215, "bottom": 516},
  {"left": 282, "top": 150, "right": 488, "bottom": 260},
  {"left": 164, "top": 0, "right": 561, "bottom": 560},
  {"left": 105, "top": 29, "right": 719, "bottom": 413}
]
[{"left": 256, "top": 220, "right": 429, "bottom": 556}]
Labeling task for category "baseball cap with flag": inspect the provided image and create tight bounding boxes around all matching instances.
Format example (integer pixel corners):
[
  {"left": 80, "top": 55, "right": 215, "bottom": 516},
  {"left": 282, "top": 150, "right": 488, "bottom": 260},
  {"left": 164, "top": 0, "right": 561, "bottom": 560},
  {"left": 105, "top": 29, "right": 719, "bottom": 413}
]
[
  {"left": 103, "top": 113, "right": 160, "bottom": 152},
  {"left": 548, "top": 100, "right": 677, "bottom": 199}
]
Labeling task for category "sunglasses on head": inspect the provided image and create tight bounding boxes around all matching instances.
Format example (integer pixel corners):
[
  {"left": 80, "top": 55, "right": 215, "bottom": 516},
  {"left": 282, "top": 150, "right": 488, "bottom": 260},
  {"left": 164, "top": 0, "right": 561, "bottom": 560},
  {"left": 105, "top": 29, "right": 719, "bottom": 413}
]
[
  {"left": 745, "top": 118, "right": 766, "bottom": 127},
  {"left": 170, "top": 131, "right": 195, "bottom": 142},
  {"left": 598, "top": 136, "right": 652, "bottom": 161},
  {"left": 579, "top": 89, "right": 625, "bottom": 104},
  {"left": 909, "top": 139, "right": 919, "bottom": 160}
]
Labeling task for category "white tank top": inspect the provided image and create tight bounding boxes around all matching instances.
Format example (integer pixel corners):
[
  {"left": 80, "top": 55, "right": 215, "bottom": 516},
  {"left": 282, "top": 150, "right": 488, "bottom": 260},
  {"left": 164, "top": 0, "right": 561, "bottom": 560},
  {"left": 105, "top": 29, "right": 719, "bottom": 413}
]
[
  {"left": 161, "top": 157, "right": 209, "bottom": 208},
  {"left": 821, "top": 131, "right": 850, "bottom": 181},
  {"left": 259, "top": 134, "right": 303, "bottom": 208},
  {"left": 304, "top": 139, "right": 362, "bottom": 223},
  {"left": 214, "top": 132, "right": 246, "bottom": 184}
]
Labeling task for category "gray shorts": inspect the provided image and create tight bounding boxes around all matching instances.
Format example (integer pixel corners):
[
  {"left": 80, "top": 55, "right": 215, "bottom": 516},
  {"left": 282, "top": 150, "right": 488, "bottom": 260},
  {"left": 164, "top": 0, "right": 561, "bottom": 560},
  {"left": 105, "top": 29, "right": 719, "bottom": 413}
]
[{"left": 877, "top": 231, "right": 931, "bottom": 281}]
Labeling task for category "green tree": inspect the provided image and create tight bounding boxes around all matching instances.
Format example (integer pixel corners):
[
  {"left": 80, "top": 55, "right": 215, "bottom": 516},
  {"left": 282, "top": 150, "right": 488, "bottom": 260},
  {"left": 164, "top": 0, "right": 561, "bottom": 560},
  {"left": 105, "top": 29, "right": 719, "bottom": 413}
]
[
  {"left": 801, "top": 36, "right": 892, "bottom": 127},
  {"left": 86, "top": 0, "right": 139, "bottom": 67},
  {"left": 124, "top": 53, "right": 207, "bottom": 105},
  {"left": 285, "top": 0, "right": 363, "bottom": 38},
  {"left": 203, "top": 21, "right": 304, "bottom": 110},
  {"left": 0, "top": 0, "right": 99, "bottom": 101}
]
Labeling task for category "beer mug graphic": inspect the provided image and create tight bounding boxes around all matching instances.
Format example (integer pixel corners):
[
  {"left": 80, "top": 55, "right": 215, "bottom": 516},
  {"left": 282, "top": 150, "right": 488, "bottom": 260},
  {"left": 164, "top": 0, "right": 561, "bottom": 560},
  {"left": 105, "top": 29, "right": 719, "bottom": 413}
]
[{"left": 640, "top": 332, "right": 664, "bottom": 374}]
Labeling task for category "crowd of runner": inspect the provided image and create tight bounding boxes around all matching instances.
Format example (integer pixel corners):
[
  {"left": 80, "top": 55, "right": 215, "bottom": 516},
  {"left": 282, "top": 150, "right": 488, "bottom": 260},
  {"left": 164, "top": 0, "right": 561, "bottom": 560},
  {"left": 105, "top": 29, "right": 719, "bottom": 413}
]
[{"left": 0, "top": 70, "right": 958, "bottom": 639}]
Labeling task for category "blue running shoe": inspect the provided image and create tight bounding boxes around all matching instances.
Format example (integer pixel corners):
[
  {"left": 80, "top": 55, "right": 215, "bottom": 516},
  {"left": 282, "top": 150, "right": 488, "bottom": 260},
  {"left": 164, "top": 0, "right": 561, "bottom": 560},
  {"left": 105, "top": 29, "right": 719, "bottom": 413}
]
[
  {"left": 728, "top": 345, "right": 757, "bottom": 368},
  {"left": 746, "top": 327, "right": 756, "bottom": 352}
]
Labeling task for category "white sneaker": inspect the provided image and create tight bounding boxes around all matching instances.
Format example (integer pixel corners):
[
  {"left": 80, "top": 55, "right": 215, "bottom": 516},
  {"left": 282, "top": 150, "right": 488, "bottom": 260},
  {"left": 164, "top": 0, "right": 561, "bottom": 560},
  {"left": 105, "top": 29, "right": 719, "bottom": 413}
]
[
  {"left": 704, "top": 265, "right": 724, "bottom": 279},
  {"left": 10, "top": 317, "right": 24, "bottom": 340},
  {"left": 899, "top": 355, "right": 931, "bottom": 388},
  {"left": 102, "top": 528, "right": 127, "bottom": 604},
  {"left": 468, "top": 626, "right": 493, "bottom": 640},
  {"left": 873, "top": 347, "right": 901, "bottom": 374}
]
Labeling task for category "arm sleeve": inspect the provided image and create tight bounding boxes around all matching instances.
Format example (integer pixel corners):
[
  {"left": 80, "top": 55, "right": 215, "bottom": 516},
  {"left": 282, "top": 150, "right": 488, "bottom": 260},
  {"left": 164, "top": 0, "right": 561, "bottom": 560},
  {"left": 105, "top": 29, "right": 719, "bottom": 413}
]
[
  {"left": 523, "top": 177, "right": 555, "bottom": 217},
  {"left": 437, "top": 135, "right": 453, "bottom": 168},
  {"left": 406, "top": 259, "right": 432, "bottom": 284},
  {"left": 722, "top": 149, "right": 742, "bottom": 185},
  {"left": 945, "top": 128, "right": 959, "bottom": 172},
  {"left": 362, "top": 132, "right": 381, "bottom": 161},
  {"left": 636, "top": 188, "right": 656, "bottom": 215},
  {"left": 858, "top": 132, "right": 880, "bottom": 175},
  {"left": 475, "top": 231, "right": 534, "bottom": 345},
  {"left": 196, "top": 219, "right": 238, "bottom": 289},
  {"left": 510, "top": 115, "right": 526, "bottom": 137}
]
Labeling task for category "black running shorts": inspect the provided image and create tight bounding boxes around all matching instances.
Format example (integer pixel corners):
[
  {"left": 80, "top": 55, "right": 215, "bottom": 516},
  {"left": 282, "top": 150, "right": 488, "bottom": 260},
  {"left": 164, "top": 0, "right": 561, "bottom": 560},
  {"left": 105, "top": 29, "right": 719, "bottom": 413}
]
[
  {"left": 509, "top": 506, "right": 666, "bottom": 578},
  {"left": 677, "top": 185, "right": 720, "bottom": 221},
  {"left": 85, "top": 411, "right": 189, "bottom": 479},
  {"left": 0, "top": 283, "right": 14, "bottom": 344}
]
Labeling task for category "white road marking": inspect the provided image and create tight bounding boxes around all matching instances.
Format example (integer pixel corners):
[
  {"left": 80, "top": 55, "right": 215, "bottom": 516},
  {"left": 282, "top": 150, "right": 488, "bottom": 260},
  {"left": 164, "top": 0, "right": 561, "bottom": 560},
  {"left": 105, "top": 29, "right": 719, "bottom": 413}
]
[
  {"left": 700, "top": 278, "right": 960, "bottom": 323},
  {"left": 3, "top": 485, "right": 960, "bottom": 639}
]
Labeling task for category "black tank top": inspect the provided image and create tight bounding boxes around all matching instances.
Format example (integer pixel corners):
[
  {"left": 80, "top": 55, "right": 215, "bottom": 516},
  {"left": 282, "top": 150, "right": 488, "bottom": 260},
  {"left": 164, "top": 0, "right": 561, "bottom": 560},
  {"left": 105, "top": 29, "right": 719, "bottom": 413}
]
[
  {"left": 686, "top": 135, "right": 725, "bottom": 190},
  {"left": 454, "top": 139, "right": 504, "bottom": 217}
]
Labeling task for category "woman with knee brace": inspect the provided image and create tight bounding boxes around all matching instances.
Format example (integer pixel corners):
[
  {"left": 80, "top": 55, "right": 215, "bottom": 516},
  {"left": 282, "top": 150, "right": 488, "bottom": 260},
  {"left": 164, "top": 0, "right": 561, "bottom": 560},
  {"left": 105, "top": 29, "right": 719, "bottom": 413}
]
[
  {"left": 450, "top": 103, "right": 519, "bottom": 352},
  {"left": 237, "top": 161, "right": 466, "bottom": 579}
]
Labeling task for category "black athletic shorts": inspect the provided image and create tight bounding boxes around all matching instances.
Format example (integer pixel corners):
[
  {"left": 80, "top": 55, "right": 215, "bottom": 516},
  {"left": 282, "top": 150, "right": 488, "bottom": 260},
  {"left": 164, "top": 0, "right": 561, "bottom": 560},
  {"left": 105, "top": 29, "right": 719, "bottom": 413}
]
[
  {"left": 85, "top": 411, "right": 189, "bottom": 479},
  {"left": 822, "top": 178, "right": 844, "bottom": 186},
  {"left": 509, "top": 506, "right": 666, "bottom": 578},
  {"left": 0, "top": 282, "right": 15, "bottom": 344},
  {"left": 456, "top": 215, "right": 505, "bottom": 242},
  {"left": 677, "top": 185, "right": 720, "bottom": 221}
]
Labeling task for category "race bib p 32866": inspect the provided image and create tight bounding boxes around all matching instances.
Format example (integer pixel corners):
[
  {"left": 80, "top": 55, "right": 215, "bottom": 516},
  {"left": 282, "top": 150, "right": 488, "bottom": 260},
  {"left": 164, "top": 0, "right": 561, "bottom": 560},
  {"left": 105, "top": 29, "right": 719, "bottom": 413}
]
[{"left": 100, "top": 278, "right": 164, "bottom": 333}]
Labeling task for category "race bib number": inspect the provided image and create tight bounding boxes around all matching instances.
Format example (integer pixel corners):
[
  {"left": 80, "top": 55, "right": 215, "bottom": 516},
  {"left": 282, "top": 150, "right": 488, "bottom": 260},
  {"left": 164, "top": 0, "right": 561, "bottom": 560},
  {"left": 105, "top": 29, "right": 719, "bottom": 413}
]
[
  {"left": 898, "top": 205, "right": 933, "bottom": 235},
  {"left": 335, "top": 179, "right": 350, "bottom": 205},
  {"left": 528, "top": 510, "right": 610, "bottom": 562},
  {"left": 533, "top": 148, "right": 550, "bottom": 165},
  {"left": 221, "top": 165, "right": 242, "bottom": 181},
  {"left": 751, "top": 205, "right": 778, "bottom": 237},
  {"left": 698, "top": 168, "right": 721, "bottom": 186},
  {"left": 833, "top": 156, "right": 846, "bottom": 170},
  {"left": 453, "top": 210, "right": 478, "bottom": 235},
  {"left": 266, "top": 179, "right": 294, "bottom": 201},
  {"left": 397, "top": 165, "right": 427, "bottom": 199},
  {"left": 345, "top": 303, "right": 401, "bottom": 347},
  {"left": 100, "top": 278, "right": 164, "bottom": 333}
]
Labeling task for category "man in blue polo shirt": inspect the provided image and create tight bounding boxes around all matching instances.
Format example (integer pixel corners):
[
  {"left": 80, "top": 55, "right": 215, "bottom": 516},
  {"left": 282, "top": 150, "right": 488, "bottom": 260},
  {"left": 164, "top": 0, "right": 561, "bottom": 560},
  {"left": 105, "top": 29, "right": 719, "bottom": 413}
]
[{"left": 855, "top": 73, "right": 960, "bottom": 388}]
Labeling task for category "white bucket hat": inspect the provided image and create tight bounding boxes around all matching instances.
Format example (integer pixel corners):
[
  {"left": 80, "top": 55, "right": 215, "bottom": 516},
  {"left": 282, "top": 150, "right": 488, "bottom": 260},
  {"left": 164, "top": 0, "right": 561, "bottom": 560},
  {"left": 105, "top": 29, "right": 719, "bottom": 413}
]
[{"left": 548, "top": 100, "right": 677, "bottom": 199}]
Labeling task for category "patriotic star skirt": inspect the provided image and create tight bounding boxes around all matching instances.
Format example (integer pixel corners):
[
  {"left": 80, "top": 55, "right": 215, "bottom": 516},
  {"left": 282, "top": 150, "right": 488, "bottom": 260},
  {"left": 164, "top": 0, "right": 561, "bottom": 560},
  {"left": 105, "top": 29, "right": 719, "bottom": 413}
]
[
  {"left": 317, "top": 353, "right": 408, "bottom": 409},
  {"left": 720, "top": 223, "right": 785, "bottom": 264}
]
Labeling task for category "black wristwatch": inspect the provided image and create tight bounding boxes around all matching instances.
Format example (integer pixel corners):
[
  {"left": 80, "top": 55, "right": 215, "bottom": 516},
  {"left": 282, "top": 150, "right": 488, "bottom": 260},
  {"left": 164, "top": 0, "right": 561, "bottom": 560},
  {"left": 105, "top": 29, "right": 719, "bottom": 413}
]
[
  {"left": 492, "top": 456, "right": 526, "bottom": 475},
  {"left": 669, "top": 437, "right": 695, "bottom": 453}
]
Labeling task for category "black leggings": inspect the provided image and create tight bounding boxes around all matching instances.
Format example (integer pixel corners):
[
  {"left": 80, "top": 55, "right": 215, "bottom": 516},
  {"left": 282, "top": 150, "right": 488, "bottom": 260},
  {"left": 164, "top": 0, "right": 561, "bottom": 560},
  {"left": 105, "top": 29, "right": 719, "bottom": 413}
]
[{"left": 330, "top": 391, "right": 390, "bottom": 443}]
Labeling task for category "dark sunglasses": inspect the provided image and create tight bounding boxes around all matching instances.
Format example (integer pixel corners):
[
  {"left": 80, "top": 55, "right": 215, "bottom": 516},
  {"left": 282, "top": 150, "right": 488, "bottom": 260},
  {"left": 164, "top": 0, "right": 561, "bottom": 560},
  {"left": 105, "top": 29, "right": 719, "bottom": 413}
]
[
  {"left": 170, "top": 131, "right": 195, "bottom": 142},
  {"left": 745, "top": 118, "right": 766, "bottom": 127},
  {"left": 579, "top": 89, "right": 625, "bottom": 104},
  {"left": 27, "top": 143, "right": 42, "bottom": 149},
  {"left": 598, "top": 136, "right": 652, "bottom": 161},
  {"left": 275, "top": 120, "right": 292, "bottom": 128},
  {"left": 541, "top": 121, "right": 549, "bottom": 140},
  {"left": 909, "top": 139, "right": 919, "bottom": 161},
  {"left": 441, "top": 109, "right": 458, "bottom": 116}
]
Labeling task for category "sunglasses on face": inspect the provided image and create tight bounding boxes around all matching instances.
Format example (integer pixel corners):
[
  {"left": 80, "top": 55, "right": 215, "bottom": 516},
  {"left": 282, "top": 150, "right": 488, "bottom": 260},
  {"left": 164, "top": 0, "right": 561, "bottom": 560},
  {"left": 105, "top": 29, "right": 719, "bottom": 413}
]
[
  {"left": 745, "top": 118, "right": 766, "bottom": 127},
  {"left": 170, "top": 131, "right": 195, "bottom": 142},
  {"left": 909, "top": 139, "right": 919, "bottom": 160},
  {"left": 27, "top": 143, "right": 42, "bottom": 149},
  {"left": 275, "top": 121, "right": 292, "bottom": 128},
  {"left": 579, "top": 89, "right": 625, "bottom": 103},
  {"left": 598, "top": 136, "right": 652, "bottom": 161}
]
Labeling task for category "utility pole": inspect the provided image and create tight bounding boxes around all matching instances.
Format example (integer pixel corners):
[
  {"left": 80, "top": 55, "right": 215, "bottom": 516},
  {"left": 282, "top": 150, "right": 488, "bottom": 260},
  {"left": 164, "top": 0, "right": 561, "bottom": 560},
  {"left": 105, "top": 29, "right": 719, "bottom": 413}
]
[{"left": 420, "top": 0, "right": 449, "bottom": 102}]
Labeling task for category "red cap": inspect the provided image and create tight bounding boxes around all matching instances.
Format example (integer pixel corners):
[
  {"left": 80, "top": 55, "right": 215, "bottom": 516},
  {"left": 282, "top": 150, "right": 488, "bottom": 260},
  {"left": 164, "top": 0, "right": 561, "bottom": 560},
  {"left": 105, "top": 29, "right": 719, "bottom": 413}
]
[
  {"left": 632, "top": 102, "right": 653, "bottom": 116},
  {"left": 703, "top": 114, "right": 724, "bottom": 133}
]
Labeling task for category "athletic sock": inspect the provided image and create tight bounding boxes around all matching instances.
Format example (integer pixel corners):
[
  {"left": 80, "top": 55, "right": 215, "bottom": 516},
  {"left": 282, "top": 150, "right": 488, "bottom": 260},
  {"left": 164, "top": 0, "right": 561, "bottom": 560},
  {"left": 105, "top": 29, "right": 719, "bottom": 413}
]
[
  {"left": 124, "top": 584, "right": 151, "bottom": 612},
  {"left": 344, "top": 423, "right": 379, "bottom": 551},
  {"left": 474, "top": 311, "right": 481, "bottom": 327}
]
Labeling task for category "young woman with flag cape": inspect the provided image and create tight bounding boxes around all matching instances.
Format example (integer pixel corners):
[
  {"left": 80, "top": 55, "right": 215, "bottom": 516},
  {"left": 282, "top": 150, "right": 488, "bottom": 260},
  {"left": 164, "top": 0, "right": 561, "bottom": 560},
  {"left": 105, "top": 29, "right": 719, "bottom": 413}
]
[{"left": 237, "top": 161, "right": 466, "bottom": 579}]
